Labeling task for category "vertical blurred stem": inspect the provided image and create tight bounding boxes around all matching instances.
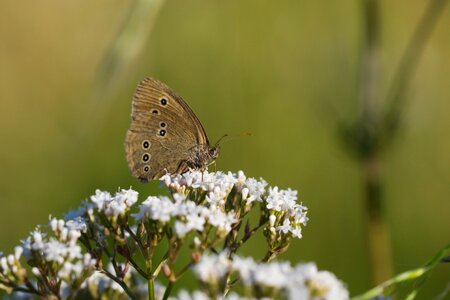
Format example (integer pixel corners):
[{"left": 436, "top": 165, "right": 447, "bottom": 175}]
[
  {"left": 357, "top": 0, "right": 449, "bottom": 285},
  {"left": 146, "top": 243, "right": 155, "bottom": 300},
  {"left": 362, "top": 151, "right": 392, "bottom": 285},
  {"left": 148, "top": 276, "right": 155, "bottom": 300},
  {"left": 358, "top": 0, "right": 380, "bottom": 125},
  {"left": 358, "top": 0, "right": 393, "bottom": 284}
]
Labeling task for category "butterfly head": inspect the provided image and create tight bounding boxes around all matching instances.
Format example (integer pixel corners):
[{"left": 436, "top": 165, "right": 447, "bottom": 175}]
[
  {"left": 209, "top": 134, "right": 228, "bottom": 161},
  {"left": 208, "top": 145, "right": 220, "bottom": 160}
]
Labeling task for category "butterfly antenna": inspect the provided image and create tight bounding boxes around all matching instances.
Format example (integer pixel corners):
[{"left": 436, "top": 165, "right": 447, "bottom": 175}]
[
  {"left": 214, "top": 134, "right": 229, "bottom": 147},
  {"left": 214, "top": 132, "right": 252, "bottom": 146}
]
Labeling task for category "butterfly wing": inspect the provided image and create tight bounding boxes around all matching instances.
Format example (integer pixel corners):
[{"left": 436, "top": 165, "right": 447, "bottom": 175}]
[{"left": 125, "top": 77, "right": 209, "bottom": 181}]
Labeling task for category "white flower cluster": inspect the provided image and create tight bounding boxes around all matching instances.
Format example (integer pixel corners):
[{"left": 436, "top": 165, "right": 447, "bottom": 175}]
[
  {"left": 162, "top": 171, "right": 247, "bottom": 201},
  {"left": 21, "top": 218, "right": 97, "bottom": 283},
  {"left": 162, "top": 170, "right": 308, "bottom": 239},
  {"left": 193, "top": 252, "right": 349, "bottom": 300},
  {"left": 133, "top": 193, "right": 238, "bottom": 238},
  {"left": 267, "top": 186, "right": 308, "bottom": 239},
  {"left": 193, "top": 251, "right": 230, "bottom": 284},
  {"left": 88, "top": 189, "right": 138, "bottom": 224},
  {"left": 0, "top": 170, "right": 318, "bottom": 300},
  {"left": 0, "top": 246, "right": 26, "bottom": 283}
]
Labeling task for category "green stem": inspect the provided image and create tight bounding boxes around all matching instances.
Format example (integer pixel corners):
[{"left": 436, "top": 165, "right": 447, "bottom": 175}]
[
  {"left": 357, "top": 0, "right": 392, "bottom": 285},
  {"left": 146, "top": 253, "right": 155, "bottom": 300},
  {"left": 145, "top": 226, "right": 156, "bottom": 300},
  {"left": 261, "top": 250, "right": 275, "bottom": 263},
  {"left": 223, "top": 275, "right": 234, "bottom": 297},
  {"left": 101, "top": 269, "right": 138, "bottom": 300},
  {"left": 126, "top": 225, "right": 148, "bottom": 261},
  {"left": 175, "top": 261, "right": 194, "bottom": 278},
  {"left": 148, "top": 277, "right": 155, "bottom": 300},
  {"left": 128, "top": 256, "right": 149, "bottom": 279},
  {"left": 103, "top": 243, "right": 123, "bottom": 279},
  {"left": 363, "top": 154, "right": 392, "bottom": 284},
  {"left": 162, "top": 282, "right": 174, "bottom": 300},
  {"left": 239, "top": 222, "right": 265, "bottom": 246}
]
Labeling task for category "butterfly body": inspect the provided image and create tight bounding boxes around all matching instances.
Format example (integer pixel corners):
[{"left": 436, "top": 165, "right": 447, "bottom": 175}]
[{"left": 125, "top": 78, "right": 219, "bottom": 182}]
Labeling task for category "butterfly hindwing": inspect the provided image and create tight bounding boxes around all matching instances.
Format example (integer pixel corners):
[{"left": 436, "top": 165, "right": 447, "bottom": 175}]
[{"left": 125, "top": 78, "right": 209, "bottom": 181}]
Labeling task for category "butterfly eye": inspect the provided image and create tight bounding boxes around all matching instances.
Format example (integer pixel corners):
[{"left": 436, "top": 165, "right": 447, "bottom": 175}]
[
  {"left": 142, "top": 153, "right": 150, "bottom": 162},
  {"left": 160, "top": 98, "right": 168, "bottom": 106},
  {"left": 143, "top": 166, "right": 150, "bottom": 172},
  {"left": 152, "top": 109, "right": 159, "bottom": 115},
  {"left": 160, "top": 122, "right": 166, "bottom": 128},
  {"left": 142, "top": 140, "right": 151, "bottom": 149},
  {"left": 159, "top": 129, "right": 166, "bottom": 137}
]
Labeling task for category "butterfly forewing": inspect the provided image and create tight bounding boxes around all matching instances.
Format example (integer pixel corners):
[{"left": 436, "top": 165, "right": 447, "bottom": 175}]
[{"left": 125, "top": 78, "right": 209, "bottom": 181}]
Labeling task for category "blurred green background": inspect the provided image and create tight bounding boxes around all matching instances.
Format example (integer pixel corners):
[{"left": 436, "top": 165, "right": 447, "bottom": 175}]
[{"left": 1, "top": 0, "right": 449, "bottom": 298}]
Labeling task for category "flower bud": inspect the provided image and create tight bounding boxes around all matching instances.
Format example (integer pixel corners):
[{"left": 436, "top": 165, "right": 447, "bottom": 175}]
[{"left": 269, "top": 214, "right": 276, "bottom": 227}]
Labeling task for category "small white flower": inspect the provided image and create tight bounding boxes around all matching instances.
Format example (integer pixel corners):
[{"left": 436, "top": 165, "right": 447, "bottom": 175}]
[
  {"left": 277, "top": 219, "right": 291, "bottom": 234},
  {"left": 50, "top": 218, "right": 58, "bottom": 232},
  {"left": 0, "top": 257, "right": 8, "bottom": 271},
  {"left": 266, "top": 186, "right": 285, "bottom": 211},
  {"left": 133, "top": 196, "right": 174, "bottom": 222},
  {"left": 173, "top": 193, "right": 187, "bottom": 202},
  {"left": 89, "top": 189, "right": 138, "bottom": 221},
  {"left": 206, "top": 206, "right": 237, "bottom": 235},
  {"left": 289, "top": 226, "right": 302, "bottom": 239},
  {"left": 205, "top": 192, "right": 225, "bottom": 205},
  {"left": 14, "top": 247, "right": 23, "bottom": 260},
  {"left": 31, "top": 267, "right": 40, "bottom": 276},
  {"left": 236, "top": 170, "right": 246, "bottom": 184},
  {"left": 289, "top": 263, "right": 349, "bottom": 300},
  {"left": 193, "top": 252, "right": 231, "bottom": 284},
  {"left": 174, "top": 221, "right": 190, "bottom": 238},
  {"left": 65, "top": 217, "right": 88, "bottom": 233},
  {"left": 185, "top": 214, "right": 206, "bottom": 232},
  {"left": 245, "top": 177, "right": 268, "bottom": 203},
  {"left": 231, "top": 256, "right": 257, "bottom": 285},
  {"left": 253, "top": 261, "right": 291, "bottom": 288},
  {"left": 7, "top": 255, "right": 14, "bottom": 265},
  {"left": 293, "top": 204, "right": 309, "bottom": 225},
  {"left": 266, "top": 187, "right": 302, "bottom": 214},
  {"left": 90, "top": 190, "right": 112, "bottom": 209},
  {"left": 117, "top": 188, "right": 139, "bottom": 207},
  {"left": 280, "top": 188, "right": 298, "bottom": 211},
  {"left": 241, "top": 187, "right": 249, "bottom": 200}
]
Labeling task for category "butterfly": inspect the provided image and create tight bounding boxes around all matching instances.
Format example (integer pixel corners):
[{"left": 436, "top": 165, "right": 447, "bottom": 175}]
[{"left": 125, "top": 77, "right": 220, "bottom": 182}]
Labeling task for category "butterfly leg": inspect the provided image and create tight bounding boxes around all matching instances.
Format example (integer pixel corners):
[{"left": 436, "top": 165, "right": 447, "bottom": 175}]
[
  {"left": 175, "top": 160, "right": 190, "bottom": 175},
  {"left": 206, "top": 160, "right": 217, "bottom": 172}
]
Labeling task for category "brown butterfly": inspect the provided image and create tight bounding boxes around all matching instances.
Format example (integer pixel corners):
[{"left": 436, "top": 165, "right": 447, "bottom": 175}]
[{"left": 125, "top": 78, "right": 220, "bottom": 182}]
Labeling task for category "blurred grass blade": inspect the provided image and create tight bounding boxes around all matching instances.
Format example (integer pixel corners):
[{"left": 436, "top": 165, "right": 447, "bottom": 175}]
[
  {"left": 383, "top": 0, "right": 449, "bottom": 133},
  {"left": 351, "top": 244, "right": 450, "bottom": 300},
  {"left": 435, "top": 282, "right": 450, "bottom": 300},
  {"left": 95, "top": 0, "right": 165, "bottom": 93},
  {"left": 78, "top": 0, "right": 164, "bottom": 140}
]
